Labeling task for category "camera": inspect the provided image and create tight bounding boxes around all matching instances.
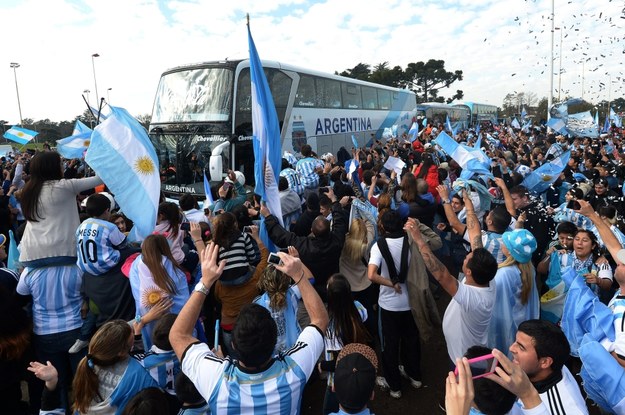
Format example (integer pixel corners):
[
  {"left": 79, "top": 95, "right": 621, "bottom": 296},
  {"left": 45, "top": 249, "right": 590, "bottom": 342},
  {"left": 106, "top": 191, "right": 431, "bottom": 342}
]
[{"left": 267, "top": 252, "right": 282, "bottom": 265}]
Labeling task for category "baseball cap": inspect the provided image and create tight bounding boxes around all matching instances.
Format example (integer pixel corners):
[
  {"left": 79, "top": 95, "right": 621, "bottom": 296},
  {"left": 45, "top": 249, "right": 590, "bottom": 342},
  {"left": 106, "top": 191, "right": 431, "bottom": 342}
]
[{"left": 334, "top": 343, "right": 378, "bottom": 412}]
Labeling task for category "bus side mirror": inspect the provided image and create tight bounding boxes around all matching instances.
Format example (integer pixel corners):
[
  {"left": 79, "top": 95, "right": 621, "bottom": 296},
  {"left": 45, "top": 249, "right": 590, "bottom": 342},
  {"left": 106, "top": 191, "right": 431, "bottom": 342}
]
[{"left": 209, "top": 141, "right": 230, "bottom": 181}]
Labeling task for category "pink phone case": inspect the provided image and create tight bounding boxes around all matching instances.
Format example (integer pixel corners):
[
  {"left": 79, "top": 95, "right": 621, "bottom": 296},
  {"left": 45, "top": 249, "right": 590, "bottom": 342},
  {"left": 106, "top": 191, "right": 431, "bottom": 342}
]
[{"left": 454, "top": 353, "right": 498, "bottom": 380}]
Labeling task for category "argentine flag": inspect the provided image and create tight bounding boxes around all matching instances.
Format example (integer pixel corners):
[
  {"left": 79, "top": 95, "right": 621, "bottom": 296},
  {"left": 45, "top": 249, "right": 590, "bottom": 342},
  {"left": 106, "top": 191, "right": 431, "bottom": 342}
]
[
  {"left": 434, "top": 131, "right": 492, "bottom": 178},
  {"left": 408, "top": 122, "right": 418, "bottom": 143},
  {"left": 3, "top": 126, "right": 37, "bottom": 145},
  {"left": 522, "top": 151, "right": 570, "bottom": 195},
  {"left": 85, "top": 106, "right": 160, "bottom": 239},
  {"left": 248, "top": 24, "right": 283, "bottom": 251},
  {"left": 56, "top": 120, "right": 92, "bottom": 159}
]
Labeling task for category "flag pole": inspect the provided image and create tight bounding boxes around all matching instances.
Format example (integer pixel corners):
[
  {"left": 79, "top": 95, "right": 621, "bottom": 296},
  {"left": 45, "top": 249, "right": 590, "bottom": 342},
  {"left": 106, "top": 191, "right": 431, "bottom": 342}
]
[{"left": 82, "top": 94, "right": 96, "bottom": 122}]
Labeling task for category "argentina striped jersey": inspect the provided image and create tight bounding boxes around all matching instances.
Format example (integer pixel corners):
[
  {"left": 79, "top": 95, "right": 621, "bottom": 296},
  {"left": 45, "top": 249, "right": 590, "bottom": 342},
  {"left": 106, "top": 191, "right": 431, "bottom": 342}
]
[
  {"left": 76, "top": 218, "right": 127, "bottom": 275},
  {"left": 182, "top": 325, "right": 324, "bottom": 415},
  {"left": 16, "top": 265, "right": 83, "bottom": 335}
]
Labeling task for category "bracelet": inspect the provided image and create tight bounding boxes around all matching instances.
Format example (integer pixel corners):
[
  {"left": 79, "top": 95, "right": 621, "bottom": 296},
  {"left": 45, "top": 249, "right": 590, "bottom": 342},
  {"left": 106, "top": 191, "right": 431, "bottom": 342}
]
[
  {"left": 295, "top": 270, "right": 305, "bottom": 285},
  {"left": 193, "top": 239, "right": 203, "bottom": 244}
]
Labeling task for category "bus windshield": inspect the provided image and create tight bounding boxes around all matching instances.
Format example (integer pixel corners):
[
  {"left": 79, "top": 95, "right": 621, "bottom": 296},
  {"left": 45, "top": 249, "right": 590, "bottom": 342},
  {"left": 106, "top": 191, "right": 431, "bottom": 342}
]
[{"left": 152, "top": 67, "right": 233, "bottom": 123}]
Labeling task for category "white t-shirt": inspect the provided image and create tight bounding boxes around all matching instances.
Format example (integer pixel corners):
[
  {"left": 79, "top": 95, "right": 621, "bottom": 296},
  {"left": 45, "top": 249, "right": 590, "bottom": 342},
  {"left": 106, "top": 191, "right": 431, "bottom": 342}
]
[
  {"left": 442, "top": 277, "right": 496, "bottom": 361},
  {"left": 369, "top": 237, "right": 410, "bottom": 312}
]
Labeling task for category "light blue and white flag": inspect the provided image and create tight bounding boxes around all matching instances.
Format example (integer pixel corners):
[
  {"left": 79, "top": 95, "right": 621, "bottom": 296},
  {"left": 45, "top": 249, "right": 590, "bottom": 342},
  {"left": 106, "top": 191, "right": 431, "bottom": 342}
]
[
  {"left": 203, "top": 170, "right": 214, "bottom": 206},
  {"left": 546, "top": 117, "right": 569, "bottom": 135},
  {"left": 351, "top": 134, "right": 359, "bottom": 149},
  {"left": 248, "top": 23, "right": 283, "bottom": 252},
  {"left": 602, "top": 114, "right": 610, "bottom": 133},
  {"left": 7, "top": 230, "right": 20, "bottom": 272},
  {"left": 521, "top": 119, "right": 532, "bottom": 133},
  {"left": 446, "top": 115, "right": 453, "bottom": 134},
  {"left": 391, "top": 124, "right": 398, "bottom": 138},
  {"left": 3, "top": 126, "right": 37, "bottom": 145},
  {"left": 433, "top": 131, "right": 492, "bottom": 179},
  {"left": 511, "top": 118, "right": 521, "bottom": 129},
  {"left": 473, "top": 135, "right": 482, "bottom": 150},
  {"left": 408, "top": 122, "right": 418, "bottom": 143},
  {"left": 56, "top": 121, "right": 93, "bottom": 159},
  {"left": 85, "top": 106, "right": 160, "bottom": 239},
  {"left": 567, "top": 111, "right": 598, "bottom": 138},
  {"left": 475, "top": 123, "right": 480, "bottom": 136},
  {"left": 421, "top": 117, "right": 428, "bottom": 127},
  {"left": 611, "top": 108, "right": 622, "bottom": 128},
  {"left": 89, "top": 104, "right": 111, "bottom": 122},
  {"left": 382, "top": 127, "right": 393, "bottom": 140},
  {"left": 522, "top": 150, "right": 570, "bottom": 195},
  {"left": 521, "top": 107, "right": 527, "bottom": 119},
  {"left": 594, "top": 111, "right": 600, "bottom": 129}
]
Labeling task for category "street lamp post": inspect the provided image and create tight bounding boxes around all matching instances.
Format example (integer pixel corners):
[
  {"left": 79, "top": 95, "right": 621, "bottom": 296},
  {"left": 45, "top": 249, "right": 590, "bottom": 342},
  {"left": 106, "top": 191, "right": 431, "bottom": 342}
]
[
  {"left": 548, "top": 0, "right": 555, "bottom": 124},
  {"left": 91, "top": 53, "right": 100, "bottom": 105},
  {"left": 9, "top": 62, "right": 24, "bottom": 127},
  {"left": 83, "top": 89, "right": 92, "bottom": 128},
  {"left": 555, "top": 27, "right": 563, "bottom": 102},
  {"left": 107, "top": 87, "right": 112, "bottom": 105}
]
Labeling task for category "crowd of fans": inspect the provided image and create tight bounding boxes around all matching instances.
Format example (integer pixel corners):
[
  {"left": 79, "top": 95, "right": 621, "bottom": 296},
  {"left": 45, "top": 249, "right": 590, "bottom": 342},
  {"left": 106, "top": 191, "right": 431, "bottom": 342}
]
[{"left": 1, "top": 118, "right": 625, "bottom": 415}]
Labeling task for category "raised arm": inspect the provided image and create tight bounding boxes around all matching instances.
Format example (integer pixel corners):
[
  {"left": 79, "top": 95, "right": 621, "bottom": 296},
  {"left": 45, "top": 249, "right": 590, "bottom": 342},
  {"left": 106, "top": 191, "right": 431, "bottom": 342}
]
[
  {"left": 405, "top": 217, "right": 458, "bottom": 296},
  {"left": 494, "top": 177, "right": 516, "bottom": 217},
  {"left": 463, "top": 191, "right": 483, "bottom": 250},
  {"left": 437, "top": 185, "right": 466, "bottom": 235},
  {"left": 170, "top": 243, "right": 226, "bottom": 360},
  {"left": 276, "top": 253, "right": 329, "bottom": 333},
  {"left": 576, "top": 200, "right": 623, "bottom": 260}
]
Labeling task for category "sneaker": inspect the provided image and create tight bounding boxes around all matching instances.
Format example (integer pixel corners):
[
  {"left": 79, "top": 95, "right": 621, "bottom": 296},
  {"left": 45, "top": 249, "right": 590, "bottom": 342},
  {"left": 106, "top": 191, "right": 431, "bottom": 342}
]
[
  {"left": 69, "top": 339, "right": 89, "bottom": 354},
  {"left": 376, "top": 376, "right": 390, "bottom": 390},
  {"left": 398, "top": 365, "right": 423, "bottom": 389},
  {"left": 390, "top": 390, "right": 402, "bottom": 399}
]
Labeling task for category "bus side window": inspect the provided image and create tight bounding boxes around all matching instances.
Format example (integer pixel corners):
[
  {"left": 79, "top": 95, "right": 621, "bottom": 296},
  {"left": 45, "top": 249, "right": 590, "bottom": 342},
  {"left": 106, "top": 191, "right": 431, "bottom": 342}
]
[
  {"left": 296, "top": 75, "right": 316, "bottom": 107},
  {"left": 378, "top": 90, "right": 391, "bottom": 110},
  {"left": 362, "top": 87, "right": 378, "bottom": 109},
  {"left": 317, "top": 78, "right": 341, "bottom": 108}
]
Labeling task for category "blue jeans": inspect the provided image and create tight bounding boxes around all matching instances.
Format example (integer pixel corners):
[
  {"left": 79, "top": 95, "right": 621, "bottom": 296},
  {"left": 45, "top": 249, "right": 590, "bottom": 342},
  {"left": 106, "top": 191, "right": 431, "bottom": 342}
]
[{"left": 34, "top": 328, "right": 85, "bottom": 414}]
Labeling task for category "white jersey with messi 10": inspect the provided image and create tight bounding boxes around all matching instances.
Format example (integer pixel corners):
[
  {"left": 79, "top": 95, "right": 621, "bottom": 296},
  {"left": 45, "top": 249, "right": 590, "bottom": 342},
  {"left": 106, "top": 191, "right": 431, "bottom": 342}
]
[
  {"left": 76, "top": 218, "right": 126, "bottom": 275},
  {"left": 181, "top": 325, "right": 324, "bottom": 415}
]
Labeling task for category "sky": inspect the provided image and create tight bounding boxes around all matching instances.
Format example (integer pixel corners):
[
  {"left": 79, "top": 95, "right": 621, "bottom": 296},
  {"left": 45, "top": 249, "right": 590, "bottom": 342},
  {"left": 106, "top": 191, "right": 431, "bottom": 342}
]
[{"left": 1, "top": 0, "right": 623, "bottom": 125}]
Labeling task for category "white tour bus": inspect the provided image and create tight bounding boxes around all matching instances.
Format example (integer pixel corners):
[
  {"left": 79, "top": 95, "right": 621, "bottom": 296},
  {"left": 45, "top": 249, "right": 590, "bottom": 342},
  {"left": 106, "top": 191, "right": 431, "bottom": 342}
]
[{"left": 148, "top": 59, "right": 417, "bottom": 198}]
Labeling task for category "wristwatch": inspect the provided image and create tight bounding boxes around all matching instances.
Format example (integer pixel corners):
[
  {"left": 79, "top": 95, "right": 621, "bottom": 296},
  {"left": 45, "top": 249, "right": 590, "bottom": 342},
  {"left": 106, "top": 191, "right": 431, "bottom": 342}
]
[
  {"left": 442, "top": 198, "right": 451, "bottom": 204},
  {"left": 194, "top": 281, "right": 210, "bottom": 296}
]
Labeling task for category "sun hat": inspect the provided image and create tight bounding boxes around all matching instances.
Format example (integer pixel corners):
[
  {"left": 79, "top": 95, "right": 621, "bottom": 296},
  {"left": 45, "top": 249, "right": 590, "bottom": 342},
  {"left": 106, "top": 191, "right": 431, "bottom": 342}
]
[{"left": 502, "top": 229, "right": 537, "bottom": 264}]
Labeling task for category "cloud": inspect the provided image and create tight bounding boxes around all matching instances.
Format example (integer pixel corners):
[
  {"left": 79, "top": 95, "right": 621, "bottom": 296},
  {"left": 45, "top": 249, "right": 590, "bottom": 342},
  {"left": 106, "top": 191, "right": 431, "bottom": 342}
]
[{"left": 0, "top": 0, "right": 622, "bottom": 124}]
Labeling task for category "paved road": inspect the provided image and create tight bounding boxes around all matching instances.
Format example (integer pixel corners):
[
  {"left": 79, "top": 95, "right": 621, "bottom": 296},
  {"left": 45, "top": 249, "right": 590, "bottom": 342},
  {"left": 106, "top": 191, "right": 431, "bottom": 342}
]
[{"left": 301, "top": 293, "right": 452, "bottom": 415}]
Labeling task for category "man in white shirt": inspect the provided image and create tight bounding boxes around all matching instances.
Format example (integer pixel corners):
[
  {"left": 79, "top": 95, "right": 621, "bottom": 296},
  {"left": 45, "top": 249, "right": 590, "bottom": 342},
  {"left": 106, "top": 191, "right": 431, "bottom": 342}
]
[
  {"left": 507, "top": 320, "right": 588, "bottom": 415},
  {"left": 410, "top": 192, "right": 498, "bottom": 363}
]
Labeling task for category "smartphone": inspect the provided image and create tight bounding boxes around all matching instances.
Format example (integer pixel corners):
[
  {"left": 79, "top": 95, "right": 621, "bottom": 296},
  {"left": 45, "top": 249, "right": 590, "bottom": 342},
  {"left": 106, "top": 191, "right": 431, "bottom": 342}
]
[
  {"left": 279, "top": 247, "right": 290, "bottom": 253},
  {"left": 454, "top": 353, "right": 498, "bottom": 380},
  {"left": 223, "top": 182, "right": 233, "bottom": 191},
  {"left": 267, "top": 252, "right": 282, "bottom": 265},
  {"left": 180, "top": 222, "right": 191, "bottom": 231},
  {"left": 319, "top": 187, "right": 330, "bottom": 194},
  {"left": 243, "top": 226, "right": 252, "bottom": 234}
]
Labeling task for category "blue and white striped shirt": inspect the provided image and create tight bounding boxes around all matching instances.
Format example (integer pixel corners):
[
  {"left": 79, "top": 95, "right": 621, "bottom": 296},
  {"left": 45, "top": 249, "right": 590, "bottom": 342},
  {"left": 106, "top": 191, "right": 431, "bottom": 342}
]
[
  {"left": 134, "top": 345, "right": 181, "bottom": 395},
  {"left": 295, "top": 158, "right": 324, "bottom": 189},
  {"left": 16, "top": 265, "right": 83, "bottom": 335},
  {"left": 280, "top": 168, "right": 306, "bottom": 196},
  {"left": 464, "top": 230, "right": 505, "bottom": 264},
  {"left": 182, "top": 325, "right": 324, "bottom": 415},
  {"left": 76, "top": 218, "right": 127, "bottom": 275}
]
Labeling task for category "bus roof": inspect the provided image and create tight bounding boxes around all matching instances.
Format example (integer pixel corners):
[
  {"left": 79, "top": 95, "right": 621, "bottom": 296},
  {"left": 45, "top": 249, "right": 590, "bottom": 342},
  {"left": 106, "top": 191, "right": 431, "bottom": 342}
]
[{"left": 160, "top": 59, "right": 415, "bottom": 95}]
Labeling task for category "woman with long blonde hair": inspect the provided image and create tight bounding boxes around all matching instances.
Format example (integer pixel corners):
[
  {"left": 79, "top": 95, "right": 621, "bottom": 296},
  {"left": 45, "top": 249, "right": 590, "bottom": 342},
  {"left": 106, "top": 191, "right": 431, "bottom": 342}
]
[
  {"left": 339, "top": 213, "right": 376, "bottom": 338},
  {"left": 129, "top": 234, "right": 189, "bottom": 349},
  {"left": 488, "top": 229, "right": 540, "bottom": 352}
]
